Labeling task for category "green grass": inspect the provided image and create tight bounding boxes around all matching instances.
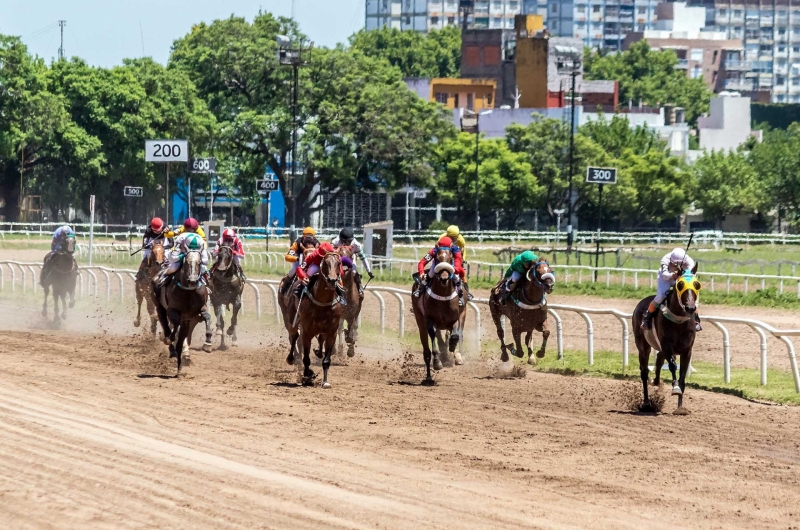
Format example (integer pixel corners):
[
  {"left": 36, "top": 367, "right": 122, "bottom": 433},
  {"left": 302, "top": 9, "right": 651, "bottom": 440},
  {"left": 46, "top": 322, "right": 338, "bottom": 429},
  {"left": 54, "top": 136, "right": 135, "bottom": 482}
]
[{"left": 529, "top": 349, "right": 800, "bottom": 405}]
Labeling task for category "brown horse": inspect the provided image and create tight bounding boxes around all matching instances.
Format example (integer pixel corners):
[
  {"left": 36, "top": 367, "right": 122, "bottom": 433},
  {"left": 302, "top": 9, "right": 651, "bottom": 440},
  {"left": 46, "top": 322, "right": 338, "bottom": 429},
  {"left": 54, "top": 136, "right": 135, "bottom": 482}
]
[
  {"left": 209, "top": 244, "right": 244, "bottom": 350},
  {"left": 336, "top": 245, "right": 362, "bottom": 357},
  {"left": 152, "top": 251, "right": 213, "bottom": 374},
  {"left": 489, "top": 260, "right": 555, "bottom": 364},
  {"left": 412, "top": 246, "right": 464, "bottom": 385},
  {"left": 632, "top": 263, "right": 700, "bottom": 414},
  {"left": 41, "top": 249, "right": 77, "bottom": 327},
  {"left": 134, "top": 240, "right": 166, "bottom": 336},
  {"left": 280, "top": 252, "right": 344, "bottom": 388}
]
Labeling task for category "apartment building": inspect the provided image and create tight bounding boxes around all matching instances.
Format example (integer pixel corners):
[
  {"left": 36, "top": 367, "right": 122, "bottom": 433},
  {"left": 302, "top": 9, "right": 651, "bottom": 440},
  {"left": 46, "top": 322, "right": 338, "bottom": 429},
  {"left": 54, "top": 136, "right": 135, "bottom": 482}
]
[
  {"left": 365, "top": 0, "right": 541, "bottom": 32},
  {"left": 546, "top": 0, "right": 660, "bottom": 51},
  {"left": 691, "top": 0, "right": 800, "bottom": 102}
]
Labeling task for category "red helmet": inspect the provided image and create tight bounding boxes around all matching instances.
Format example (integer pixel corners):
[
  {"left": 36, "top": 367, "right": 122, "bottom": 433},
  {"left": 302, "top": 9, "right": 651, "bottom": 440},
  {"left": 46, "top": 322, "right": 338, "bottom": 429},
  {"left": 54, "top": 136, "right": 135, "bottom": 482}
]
[
  {"left": 183, "top": 218, "right": 199, "bottom": 230},
  {"left": 222, "top": 228, "right": 236, "bottom": 241},
  {"left": 318, "top": 242, "right": 335, "bottom": 255},
  {"left": 437, "top": 236, "right": 452, "bottom": 248},
  {"left": 150, "top": 217, "right": 164, "bottom": 233}
]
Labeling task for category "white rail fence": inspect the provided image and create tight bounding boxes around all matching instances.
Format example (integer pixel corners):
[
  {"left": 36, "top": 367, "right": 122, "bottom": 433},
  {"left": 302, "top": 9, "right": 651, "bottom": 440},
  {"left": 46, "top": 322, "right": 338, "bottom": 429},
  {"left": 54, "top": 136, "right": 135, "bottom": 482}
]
[{"left": 2, "top": 259, "right": 799, "bottom": 393}]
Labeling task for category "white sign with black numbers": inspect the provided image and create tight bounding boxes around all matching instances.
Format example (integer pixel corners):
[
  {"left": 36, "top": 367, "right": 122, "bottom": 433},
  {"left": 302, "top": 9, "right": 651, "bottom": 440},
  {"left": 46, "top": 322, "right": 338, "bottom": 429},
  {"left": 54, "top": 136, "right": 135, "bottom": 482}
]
[
  {"left": 145, "top": 140, "right": 188, "bottom": 162},
  {"left": 586, "top": 166, "right": 618, "bottom": 184}
]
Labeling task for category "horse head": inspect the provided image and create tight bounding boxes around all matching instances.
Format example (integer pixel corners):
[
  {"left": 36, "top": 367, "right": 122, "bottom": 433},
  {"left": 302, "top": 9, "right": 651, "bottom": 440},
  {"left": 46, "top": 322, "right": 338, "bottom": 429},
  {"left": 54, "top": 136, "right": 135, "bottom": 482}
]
[
  {"left": 182, "top": 251, "right": 202, "bottom": 284},
  {"left": 320, "top": 252, "right": 342, "bottom": 288},
  {"left": 527, "top": 260, "right": 555, "bottom": 294},
  {"left": 434, "top": 247, "right": 454, "bottom": 284},
  {"left": 674, "top": 262, "right": 701, "bottom": 315},
  {"left": 150, "top": 240, "right": 166, "bottom": 266},
  {"left": 215, "top": 244, "right": 234, "bottom": 272}
]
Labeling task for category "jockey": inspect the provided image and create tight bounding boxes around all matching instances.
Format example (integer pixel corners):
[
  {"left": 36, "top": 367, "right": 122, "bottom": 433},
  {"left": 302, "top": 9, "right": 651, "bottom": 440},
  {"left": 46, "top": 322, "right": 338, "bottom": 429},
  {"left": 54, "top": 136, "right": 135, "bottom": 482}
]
[
  {"left": 159, "top": 231, "right": 209, "bottom": 286},
  {"left": 642, "top": 247, "right": 701, "bottom": 332},
  {"left": 441, "top": 225, "right": 473, "bottom": 301},
  {"left": 413, "top": 236, "right": 466, "bottom": 306},
  {"left": 165, "top": 217, "right": 206, "bottom": 241},
  {"left": 294, "top": 242, "right": 346, "bottom": 303},
  {"left": 497, "top": 250, "right": 539, "bottom": 305},
  {"left": 283, "top": 226, "right": 320, "bottom": 291},
  {"left": 213, "top": 227, "right": 246, "bottom": 281},
  {"left": 135, "top": 217, "right": 171, "bottom": 282},
  {"left": 41, "top": 225, "right": 76, "bottom": 283},
  {"left": 331, "top": 227, "right": 374, "bottom": 297}
]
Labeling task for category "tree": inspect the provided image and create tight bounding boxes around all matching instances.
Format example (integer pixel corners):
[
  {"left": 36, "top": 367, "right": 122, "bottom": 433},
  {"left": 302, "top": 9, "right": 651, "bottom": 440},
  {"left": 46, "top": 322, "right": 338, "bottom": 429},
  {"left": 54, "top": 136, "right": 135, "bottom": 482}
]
[
  {"left": 691, "top": 149, "right": 762, "bottom": 228},
  {"left": 349, "top": 26, "right": 461, "bottom": 78},
  {"left": 749, "top": 125, "right": 800, "bottom": 228},
  {"left": 171, "top": 13, "right": 455, "bottom": 225},
  {"left": 432, "top": 133, "right": 542, "bottom": 228},
  {"left": 584, "top": 41, "right": 711, "bottom": 125}
]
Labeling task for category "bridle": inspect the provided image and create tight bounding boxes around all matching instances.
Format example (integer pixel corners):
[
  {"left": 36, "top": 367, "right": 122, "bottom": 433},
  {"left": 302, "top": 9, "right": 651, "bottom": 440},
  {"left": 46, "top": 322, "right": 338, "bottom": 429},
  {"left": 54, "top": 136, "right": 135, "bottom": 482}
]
[{"left": 526, "top": 260, "right": 555, "bottom": 289}]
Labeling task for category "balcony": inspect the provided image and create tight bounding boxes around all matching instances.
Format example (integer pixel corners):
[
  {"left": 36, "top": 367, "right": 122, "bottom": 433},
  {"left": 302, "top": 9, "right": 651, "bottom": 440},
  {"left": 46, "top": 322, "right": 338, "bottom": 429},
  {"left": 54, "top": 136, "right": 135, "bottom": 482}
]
[
  {"left": 676, "top": 59, "right": 690, "bottom": 69},
  {"left": 724, "top": 60, "right": 752, "bottom": 70},
  {"left": 725, "top": 79, "right": 755, "bottom": 91}
]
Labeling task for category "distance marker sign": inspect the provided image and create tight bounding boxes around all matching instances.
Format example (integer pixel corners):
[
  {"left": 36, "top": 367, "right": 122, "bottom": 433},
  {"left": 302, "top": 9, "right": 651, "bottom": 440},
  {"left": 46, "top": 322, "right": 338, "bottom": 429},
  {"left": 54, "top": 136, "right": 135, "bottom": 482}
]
[
  {"left": 145, "top": 140, "right": 188, "bottom": 162},
  {"left": 256, "top": 179, "right": 279, "bottom": 196},
  {"left": 585, "top": 167, "right": 618, "bottom": 185},
  {"left": 123, "top": 186, "right": 143, "bottom": 198}
]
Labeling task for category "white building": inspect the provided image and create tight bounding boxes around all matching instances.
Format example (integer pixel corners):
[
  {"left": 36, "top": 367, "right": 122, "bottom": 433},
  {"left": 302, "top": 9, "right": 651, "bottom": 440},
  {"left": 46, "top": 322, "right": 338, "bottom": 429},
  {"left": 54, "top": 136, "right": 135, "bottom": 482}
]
[
  {"left": 546, "top": 0, "right": 660, "bottom": 51},
  {"left": 365, "top": 0, "right": 538, "bottom": 32},
  {"left": 697, "top": 93, "right": 757, "bottom": 152}
]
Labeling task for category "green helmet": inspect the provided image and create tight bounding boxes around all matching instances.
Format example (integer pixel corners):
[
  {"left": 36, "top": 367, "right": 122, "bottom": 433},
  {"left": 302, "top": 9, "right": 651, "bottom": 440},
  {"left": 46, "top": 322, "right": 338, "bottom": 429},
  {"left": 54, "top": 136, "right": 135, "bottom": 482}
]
[
  {"left": 185, "top": 233, "right": 202, "bottom": 251},
  {"left": 519, "top": 250, "right": 538, "bottom": 265}
]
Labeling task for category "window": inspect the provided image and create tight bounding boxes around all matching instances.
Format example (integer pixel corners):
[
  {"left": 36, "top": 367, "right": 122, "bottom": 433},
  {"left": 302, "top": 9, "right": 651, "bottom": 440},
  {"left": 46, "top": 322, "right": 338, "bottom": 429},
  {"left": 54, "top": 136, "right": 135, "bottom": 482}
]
[
  {"left": 577, "top": 5, "right": 586, "bottom": 13},
  {"left": 793, "top": 77, "right": 800, "bottom": 85},
  {"left": 448, "top": 16, "right": 456, "bottom": 24},
  {"left": 777, "top": 76, "right": 785, "bottom": 86},
  {"left": 777, "top": 94, "right": 785, "bottom": 102},
  {"left": 691, "top": 66, "right": 702, "bottom": 79},
  {"left": 454, "top": 94, "right": 460, "bottom": 107},
  {"left": 552, "top": 4, "right": 558, "bottom": 13},
  {"left": 434, "top": 92, "right": 448, "bottom": 104},
  {"left": 493, "top": 16, "right": 503, "bottom": 26},
  {"left": 793, "top": 46, "right": 800, "bottom": 52},
  {"left": 592, "top": 5, "right": 601, "bottom": 13},
  {"left": 509, "top": 0, "right": 519, "bottom": 10},
  {"left": 431, "top": 16, "right": 439, "bottom": 24},
  {"left": 779, "top": 45, "right": 786, "bottom": 52},
  {"left": 718, "top": 8, "right": 727, "bottom": 16},
  {"left": 733, "top": 9, "right": 742, "bottom": 17},
  {"left": 690, "top": 48, "right": 703, "bottom": 61},
  {"left": 467, "top": 93, "right": 475, "bottom": 111}
]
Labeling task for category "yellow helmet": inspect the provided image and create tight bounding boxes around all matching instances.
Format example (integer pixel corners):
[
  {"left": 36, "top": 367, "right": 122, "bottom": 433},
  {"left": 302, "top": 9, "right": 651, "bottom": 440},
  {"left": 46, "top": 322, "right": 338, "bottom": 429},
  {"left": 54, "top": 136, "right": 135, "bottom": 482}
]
[
  {"left": 302, "top": 226, "right": 316, "bottom": 237},
  {"left": 446, "top": 225, "right": 460, "bottom": 238}
]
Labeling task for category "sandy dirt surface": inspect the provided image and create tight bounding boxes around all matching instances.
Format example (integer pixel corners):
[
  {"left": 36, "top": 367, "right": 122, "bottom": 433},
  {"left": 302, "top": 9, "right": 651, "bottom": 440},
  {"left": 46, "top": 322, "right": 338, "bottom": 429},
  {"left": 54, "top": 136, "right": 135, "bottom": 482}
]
[{"left": 1, "top": 297, "right": 800, "bottom": 529}]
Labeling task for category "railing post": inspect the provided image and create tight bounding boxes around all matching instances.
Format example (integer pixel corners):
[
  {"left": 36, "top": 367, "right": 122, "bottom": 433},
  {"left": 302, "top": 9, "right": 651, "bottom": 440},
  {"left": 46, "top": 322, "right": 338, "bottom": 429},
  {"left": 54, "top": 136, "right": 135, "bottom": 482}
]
[
  {"left": 248, "top": 282, "right": 262, "bottom": 320},
  {"left": 746, "top": 325, "right": 768, "bottom": 386},
  {"left": 467, "top": 301, "right": 481, "bottom": 352},
  {"left": 710, "top": 321, "right": 730, "bottom": 384},
  {"left": 547, "top": 309, "right": 564, "bottom": 360},
  {"left": 578, "top": 312, "right": 594, "bottom": 365},
  {"left": 369, "top": 290, "right": 386, "bottom": 334},
  {"left": 265, "top": 283, "right": 280, "bottom": 324},
  {"left": 612, "top": 313, "right": 629, "bottom": 368},
  {"left": 390, "top": 291, "right": 405, "bottom": 338}
]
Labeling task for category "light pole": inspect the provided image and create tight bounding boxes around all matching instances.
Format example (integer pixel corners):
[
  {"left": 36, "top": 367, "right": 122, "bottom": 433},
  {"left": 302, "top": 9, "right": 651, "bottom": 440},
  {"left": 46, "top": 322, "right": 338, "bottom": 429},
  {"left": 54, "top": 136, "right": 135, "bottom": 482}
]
[
  {"left": 557, "top": 47, "right": 582, "bottom": 250},
  {"left": 460, "top": 109, "right": 492, "bottom": 231},
  {"left": 277, "top": 35, "right": 312, "bottom": 235}
]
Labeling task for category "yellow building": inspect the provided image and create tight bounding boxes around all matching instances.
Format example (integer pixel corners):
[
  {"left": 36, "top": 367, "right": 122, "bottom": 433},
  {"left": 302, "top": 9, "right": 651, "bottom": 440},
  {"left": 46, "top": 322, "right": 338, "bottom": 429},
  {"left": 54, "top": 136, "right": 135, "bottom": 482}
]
[
  {"left": 429, "top": 78, "right": 497, "bottom": 111},
  {"left": 514, "top": 14, "right": 549, "bottom": 109}
]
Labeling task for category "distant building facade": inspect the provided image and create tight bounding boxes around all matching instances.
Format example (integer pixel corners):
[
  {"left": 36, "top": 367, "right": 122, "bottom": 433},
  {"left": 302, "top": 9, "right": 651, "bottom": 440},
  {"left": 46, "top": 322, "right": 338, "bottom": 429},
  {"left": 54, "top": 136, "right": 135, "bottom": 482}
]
[
  {"left": 365, "top": 0, "right": 537, "bottom": 32},
  {"left": 546, "top": 0, "right": 660, "bottom": 51}
]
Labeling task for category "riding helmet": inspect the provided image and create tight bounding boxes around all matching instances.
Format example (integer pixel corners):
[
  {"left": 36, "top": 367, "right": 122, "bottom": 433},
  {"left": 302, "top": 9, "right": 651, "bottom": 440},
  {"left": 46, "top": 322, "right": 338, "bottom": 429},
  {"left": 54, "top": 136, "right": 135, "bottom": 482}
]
[
  {"left": 150, "top": 217, "right": 165, "bottom": 233},
  {"left": 519, "top": 250, "right": 538, "bottom": 265},
  {"left": 437, "top": 236, "right": 452, "bottom": 248},
  {"left": 222, "top": 228, "right": 236, "bottom": 241},
  {"left": 669, "top": 247, "right": 687, "bottom": 264},
  {"left": 446, "top": 225, "right": 460, "bottom": 238},
  {"left": 183, "top": 218, "right": 199, "bottom": 231},
  {"left": 339, "top": 227, "right": 354, "bottom": 242},
  {"left": 302, "top": 226, "right": 316, "bottom": 237},
  {"left": 186, "top": 233, "right": 202, "bottom": 250},
  {"left": 318, "top": 242, "right": 335, "bottom": 255}
]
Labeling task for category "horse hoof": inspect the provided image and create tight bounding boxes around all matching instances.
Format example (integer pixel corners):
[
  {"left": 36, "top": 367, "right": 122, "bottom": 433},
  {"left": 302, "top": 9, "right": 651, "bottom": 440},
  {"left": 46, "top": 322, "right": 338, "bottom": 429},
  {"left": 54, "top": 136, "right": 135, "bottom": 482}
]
[
  {"left": 218, "top": 343, "right": 229, "bottom": 352},
  {"left": 322, "top": 382, "right": 332, "bottom": 389},
  {"left": 133, "top": 320, "right": 141, "bottom": 328},
  {"left": 536, "top": 349, "right": 546, "bottom": 359},
  {"left": 203, "top": 342, "right": 213, "bottom": 353},
  {"left": 454, "top": 353, "right": 464, "bottom": 366},
  {"left": 527, "top": 356, "right": 537, "bottom": 366},
  {"left": 226, "top": 328, "right": 234, "bottom": 336},
  {"left": 231, "top": 341, "right": 239, "bottom": 348},
  {"left": 162, "top": 338, "right": 171, "bottom": 346},
  {"left": 433, "top": 359, "right": 443, "bottom": 371},
  {"left": 215, "top": 329, "right": 223, "bottom": 337},
  {"left": 302, "top": 377, "right": 315, "bottom": 387},
  {"left": 169, "top": 345, "right": 177, "bottom": 359},
  {"left": 500, "top": 352, "right": 509, "bottom": 363},
  {"left": 673, "top": 407, "right": 690, "bottom": 416},
  {"left": 69, "top": 301, "right": 75, "bottom": 309},
  {"left": 421, "top": 378, "right": 436, "bottom": 386},
  {"left": 509, "top": 346, "right": 523, "bottom": 359},
  {"left": 672, "top": 385, "right": 682, "bottom": 396},
  {"left": 314, "top": 349, "right": 323, "bottom": 360},
  {"left": 347, "top": 346, "right": 355, "bottom": 358}
]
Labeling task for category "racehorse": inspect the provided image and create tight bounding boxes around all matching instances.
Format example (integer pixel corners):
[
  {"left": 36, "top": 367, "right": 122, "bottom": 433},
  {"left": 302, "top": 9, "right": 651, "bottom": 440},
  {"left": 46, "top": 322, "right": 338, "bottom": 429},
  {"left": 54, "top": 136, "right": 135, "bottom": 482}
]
[
  {"left": 336, "top": 245, "right": 362, "bottom": 357},
  {"left": 41, "top": 248, "right": 77, "bottom": 326},
  {"left": 134, "top": 240, "right": 166, "bottom": 336},
  {"left": 279, "top": 252, "right": 343, "bottom": 388},
  {"left": 209, "top": 244, "right": 244, "bottom": 350},
  {"left": 152, "top": 251, "right": 213, "bottom": 374},
  {"left": 489, "top": 260, "right": 555, "bottom": 364},
  {"left": 632, "top": 262, "right": 701, "bottom": 414},
  {"left": 411, "top": 246, "right": 464, "bottom": 385}
]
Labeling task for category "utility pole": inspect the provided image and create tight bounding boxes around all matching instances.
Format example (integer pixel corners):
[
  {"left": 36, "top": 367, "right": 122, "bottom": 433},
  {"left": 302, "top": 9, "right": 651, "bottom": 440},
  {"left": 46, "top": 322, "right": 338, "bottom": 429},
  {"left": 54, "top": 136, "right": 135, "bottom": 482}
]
[{"left": 58, "top": 20, "right": 66, "bottom": 60}]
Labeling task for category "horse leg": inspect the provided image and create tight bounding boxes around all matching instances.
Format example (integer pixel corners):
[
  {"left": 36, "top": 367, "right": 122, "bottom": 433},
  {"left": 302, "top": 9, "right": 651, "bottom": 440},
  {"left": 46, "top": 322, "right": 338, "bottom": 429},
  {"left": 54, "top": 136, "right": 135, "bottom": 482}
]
[
  {"left": 653, "top": 351, "right": 665, "bottom": 386},
  {"left": 167, "top": 309, "right": 181, "bottom": 346},
  {"left": 346, "top": 315, "right": 357, "bottom": 357},
  {"left": 146, "top": 296, "right": 158, "bottom": 338},
  {"left": 314, "top": 335, "right": 324, "bottom": 360},
  {"left": 42, "top": 284, "right": 49, "bottom": 318},
  {"left": 667, "top": 353, "right": 682, "bottom": 397},
  {"left": 418, "top": 321, "right": 434, "bottom": 385},
  {"left": 134, "top": 286, "right": 143, "bottom": 328},
  {"left": 201, "top": 310, "right": 213, "bottom": 353},
  {"left": 524, "top": 330, "right": 534, "bottom": 363},
  {"left": 174, "top": 322, "right": 190, "bottom": 375},
  {"left": 228, "top": 294, "right": 241, "bottom": 347},
  {"left": 60, "top": 292, "right": 68, "bottom": 320},
  {"left": 436, "top": 330, "right": 449, "bottom": 365},
  {"left": 154, "top": 296, "right": 172, "bottom": 347},
  {"left": 534, "top": 327, "right": 550, "bottom": 362},
  {"left": 337, "top": 320, "right": 345, "bottom": 357},
  {"left": 215, "top": 303, "right": 228, "bottom": 351},
  {"left": 638, "top": 345, "right": 652, "bottom": 409},
  {"left": 675, "top": 354, "right": 690, "bottom": 413},
  {"left": 491, "top": 309, "right": 510, "bottom": 362},
  {"left": 301, "top": 331, "right": 315, "bottom": 386},
  {"left": 321, "top": 334, "right": 334, "bottom": 389},
  {"left": 286, "top": 333, "right": 299, "bottom": 365},
  {"left": 428, "top": 320, "right": 443, "bottom": 371}
]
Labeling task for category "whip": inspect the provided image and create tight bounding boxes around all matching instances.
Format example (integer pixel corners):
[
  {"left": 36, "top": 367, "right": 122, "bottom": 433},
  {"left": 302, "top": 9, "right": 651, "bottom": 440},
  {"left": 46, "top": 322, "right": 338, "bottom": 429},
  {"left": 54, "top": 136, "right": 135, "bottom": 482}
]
[{"left": 292, "top": 287, "right": 306, "bottom": 328}]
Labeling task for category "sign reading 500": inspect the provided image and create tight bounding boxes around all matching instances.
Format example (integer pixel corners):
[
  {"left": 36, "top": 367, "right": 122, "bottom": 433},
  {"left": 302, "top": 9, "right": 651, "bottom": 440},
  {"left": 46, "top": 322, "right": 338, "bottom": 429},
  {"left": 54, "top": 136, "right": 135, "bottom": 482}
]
[{"left": 145, "top": 140, "right": 188, "bottom": 162}]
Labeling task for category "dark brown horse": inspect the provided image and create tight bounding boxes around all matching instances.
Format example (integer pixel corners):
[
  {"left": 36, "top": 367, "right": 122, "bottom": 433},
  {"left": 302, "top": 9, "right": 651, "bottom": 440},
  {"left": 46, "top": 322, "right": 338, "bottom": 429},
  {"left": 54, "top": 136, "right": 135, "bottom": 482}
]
[
  {"left": 411, "top": 246, "right": 463, "bottom": 385},
  {"left": 280, "top": 252, "right": 344, "bottom": 388},
  {"left": 210, "top": 244, "right": 244, "bottom": 350},
  {"left": 41, "top": 249, "right": 77, "bottom": 327},
  {"left": 489, "top": 260, "right": 555, "bottom": 364},
  {"left": 336, "top": 245, "right": 362, "bottom": 358},
  {"left": 632, "top": 263, "right": 701, "bottom": 414},
  {"left": 152, "top": 251, "right": 213, "bottom": 374},
  {"left": 134, "top": 240, "right": 166, "bottom": 336}
]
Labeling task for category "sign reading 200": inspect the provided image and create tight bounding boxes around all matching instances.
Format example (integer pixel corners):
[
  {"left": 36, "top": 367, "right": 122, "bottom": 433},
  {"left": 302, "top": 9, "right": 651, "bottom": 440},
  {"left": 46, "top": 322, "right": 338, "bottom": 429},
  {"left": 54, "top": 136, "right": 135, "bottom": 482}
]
[{"left": 145, "top": 140, "right": 188, "bottom": 162}]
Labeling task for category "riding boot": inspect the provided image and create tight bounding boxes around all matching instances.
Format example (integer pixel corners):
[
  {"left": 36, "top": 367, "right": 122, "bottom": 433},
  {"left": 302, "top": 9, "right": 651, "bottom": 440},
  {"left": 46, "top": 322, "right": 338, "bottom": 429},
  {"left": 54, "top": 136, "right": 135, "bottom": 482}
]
[
  {"left": 336, "top": 281, "right": 348, "bottom": 305},
  {"left": 498, "top": 281, "right": 515, "bottom": 305},
  {"left": 355, "top": 273, "right": 364, "bottom": 298},
  {"left": 694, "top": 313, "right": 702, "bottom": 332},
  {"left": 456, "top": 283, "right": 464, "bottom": 307},
  {"left": 463, "top": 281, "right": 474, "bottom": 301},
  {"left": 237, "top": 264, "right": 247, "bottom": 282},
  {"left": 641, "top": 309, "right": 657, "bottom": 330},
  {"left": 413, "top": 274, "right": 427, "bottom": 298}
]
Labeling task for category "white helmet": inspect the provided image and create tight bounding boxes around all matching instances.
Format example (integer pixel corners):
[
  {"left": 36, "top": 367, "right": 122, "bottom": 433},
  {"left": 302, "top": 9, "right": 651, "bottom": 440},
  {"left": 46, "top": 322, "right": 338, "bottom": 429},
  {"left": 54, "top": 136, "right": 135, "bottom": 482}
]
[{"left": 670, "top": 248, "right": 687, "bottom": 264}]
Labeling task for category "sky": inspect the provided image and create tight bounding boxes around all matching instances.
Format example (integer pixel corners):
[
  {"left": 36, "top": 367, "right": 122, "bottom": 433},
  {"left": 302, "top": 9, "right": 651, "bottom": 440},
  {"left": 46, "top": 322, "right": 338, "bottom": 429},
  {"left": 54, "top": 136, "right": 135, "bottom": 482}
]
[{"left": 0, "top": 0, "right": 365, "bottom": 67}]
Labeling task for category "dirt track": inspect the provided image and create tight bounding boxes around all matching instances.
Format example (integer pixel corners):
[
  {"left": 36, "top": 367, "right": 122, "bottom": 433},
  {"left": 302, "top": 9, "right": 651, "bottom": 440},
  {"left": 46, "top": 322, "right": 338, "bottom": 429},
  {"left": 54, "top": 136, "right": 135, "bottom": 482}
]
[{"left": 1, "top": 298, "right": 800, "bottom": 529}]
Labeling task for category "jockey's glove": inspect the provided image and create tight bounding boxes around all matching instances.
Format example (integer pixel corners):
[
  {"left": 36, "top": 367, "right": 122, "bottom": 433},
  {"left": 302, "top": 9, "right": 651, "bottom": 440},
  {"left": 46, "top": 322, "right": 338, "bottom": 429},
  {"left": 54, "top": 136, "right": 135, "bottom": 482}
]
[{"left": 368, "top": 271, "right": 375, "bottom": 279}]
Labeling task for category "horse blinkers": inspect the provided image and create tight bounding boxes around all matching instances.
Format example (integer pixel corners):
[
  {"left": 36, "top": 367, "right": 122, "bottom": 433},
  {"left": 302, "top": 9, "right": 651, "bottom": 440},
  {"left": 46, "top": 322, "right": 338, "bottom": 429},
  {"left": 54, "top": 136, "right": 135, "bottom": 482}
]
[
  {"left": 528, "top": 261, "right": 555, "bottom": 294},
  {"left": 676, "top": 274, "right": 702, "bottom": 313}
]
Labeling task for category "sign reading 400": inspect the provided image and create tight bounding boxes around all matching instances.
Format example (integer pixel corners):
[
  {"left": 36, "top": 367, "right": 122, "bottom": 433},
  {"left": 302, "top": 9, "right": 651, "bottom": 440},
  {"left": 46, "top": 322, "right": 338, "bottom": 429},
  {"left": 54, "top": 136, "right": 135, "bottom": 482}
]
[
  {"left": 145, "top": 140, "right": 188, "bottom": 162},
  {"left": 585, "top": 166, "right": 618, "bottom": 185}
]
